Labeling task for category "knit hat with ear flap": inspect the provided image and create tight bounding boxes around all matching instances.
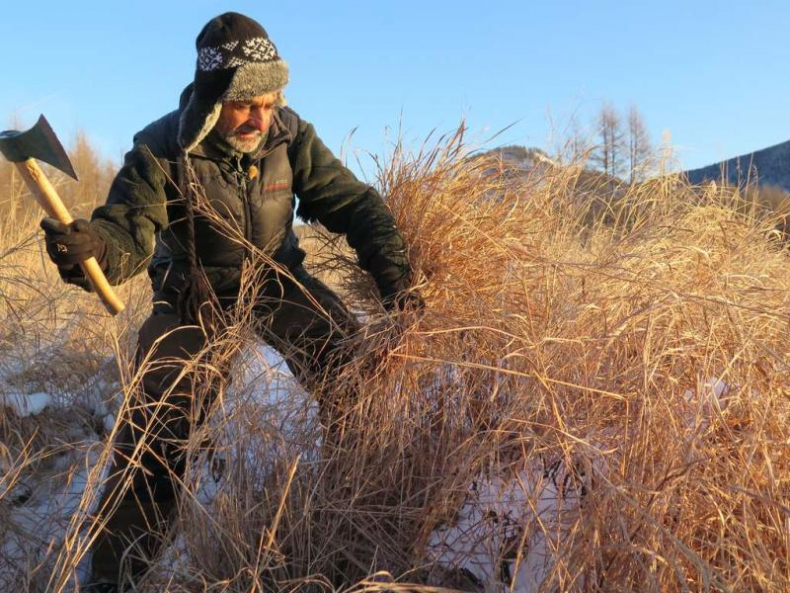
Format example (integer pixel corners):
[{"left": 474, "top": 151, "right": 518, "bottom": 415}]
[
  {"left": 178, "top": 12, "right": 289, "bottom": 153},
  {"left": 175, "top": 13, "right": 288, "bottom": 328}
]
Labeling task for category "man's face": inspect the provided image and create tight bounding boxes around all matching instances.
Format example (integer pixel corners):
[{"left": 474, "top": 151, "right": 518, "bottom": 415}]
[{"left": 215, "top": 91, "right": 279, "bottom": 153}]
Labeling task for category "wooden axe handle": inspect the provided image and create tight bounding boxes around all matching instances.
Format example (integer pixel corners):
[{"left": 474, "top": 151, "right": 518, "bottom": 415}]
[{"left": 16, "top": 159, "right": 126, "bottom": 315}]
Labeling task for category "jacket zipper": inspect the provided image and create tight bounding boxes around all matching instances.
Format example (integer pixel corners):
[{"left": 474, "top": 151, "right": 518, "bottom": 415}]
[{"left": 233, "top": 155, "right": 253, "bottom": 253}]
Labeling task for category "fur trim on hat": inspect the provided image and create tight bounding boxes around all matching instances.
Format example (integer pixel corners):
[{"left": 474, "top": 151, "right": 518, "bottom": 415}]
[{"left": 223, "top": 60, "right": 289, "bottom": 101}]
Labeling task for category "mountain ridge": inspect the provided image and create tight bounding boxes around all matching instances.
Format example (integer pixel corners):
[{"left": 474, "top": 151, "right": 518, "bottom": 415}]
[{"left": 684, "top": 139, "right": 790, "bottom": 192}]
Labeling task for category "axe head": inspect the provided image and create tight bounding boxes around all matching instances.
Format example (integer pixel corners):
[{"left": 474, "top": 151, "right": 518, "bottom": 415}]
[{"left": 0, "top": 115, "right": 78, "bottom": 180}]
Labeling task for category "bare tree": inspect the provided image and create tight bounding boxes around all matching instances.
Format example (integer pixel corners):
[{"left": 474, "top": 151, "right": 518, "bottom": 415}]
[
  {"left": 627, "top": 105, "right": 653, "bottom": 183},
  {"left": 57, "top": 129, "right": 117, "bottom": 217},
  {"left": 591, "top": 102, "right": 626, "bottom": 182},
  {"left": 564, "top": 113, "right": 594, "bottom": 165}
]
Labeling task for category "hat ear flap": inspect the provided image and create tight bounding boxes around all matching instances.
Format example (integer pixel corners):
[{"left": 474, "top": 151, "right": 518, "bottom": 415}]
[{"left": 178, "top": 95, "right": 223, "bottom": 153}]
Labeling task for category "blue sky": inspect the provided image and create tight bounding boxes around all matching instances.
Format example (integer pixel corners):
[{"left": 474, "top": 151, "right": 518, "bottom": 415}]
[{"left": 2, "top": 1, "right": 789, "bottom": 177}]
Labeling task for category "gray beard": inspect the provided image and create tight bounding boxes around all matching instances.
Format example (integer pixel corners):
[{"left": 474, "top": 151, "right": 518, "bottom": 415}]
[{"left": 221, "top": 130, "right": 267, "bottom": 154}]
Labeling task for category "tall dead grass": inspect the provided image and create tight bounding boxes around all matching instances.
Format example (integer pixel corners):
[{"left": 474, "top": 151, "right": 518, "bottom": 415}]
[
  {"left": 1, "top": 125, "right": 788, "bottom": 592},
  {"left": 0, "top": 137, "right": 149, "bottom": 592}
]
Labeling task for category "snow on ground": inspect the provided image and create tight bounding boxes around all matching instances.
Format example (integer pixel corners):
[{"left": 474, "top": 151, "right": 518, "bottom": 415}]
[
  {"left": 0, "top": 420, "right": 109, "bottom": 589},
  {"left": 427, "top": 458, "right": 586, "bottom": 592},
  {"left": 0, "top": 343, "right": 311, "bottom": 589},
  {"left": 682, "top": 376, "right": 732, "bottom": 433},
  {"left": 186, "top": 343, "right": 317, "bottom": 506},
  {"left": 424, "top": 376, "right": 734, "bottom": 591},
  {"left": 0, "top": 392, "right": 52, "bottom": 417},
  {"left": 1, "top": 346, "right": 734, "bottom": 591}
]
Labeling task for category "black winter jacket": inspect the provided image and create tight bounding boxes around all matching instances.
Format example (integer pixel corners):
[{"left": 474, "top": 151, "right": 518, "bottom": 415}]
[{"left": 86, "top": 88, "right": 411, "bottom": 301}]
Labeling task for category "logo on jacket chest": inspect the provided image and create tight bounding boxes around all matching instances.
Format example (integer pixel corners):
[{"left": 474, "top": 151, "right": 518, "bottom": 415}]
[{"left": 264, "top": 179, "right": 290, "bottom": 192}]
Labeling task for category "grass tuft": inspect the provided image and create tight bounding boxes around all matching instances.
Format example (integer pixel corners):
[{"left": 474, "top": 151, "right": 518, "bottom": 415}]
[{"left": 1, "top": 126, "right": 788, "bottom": 592}]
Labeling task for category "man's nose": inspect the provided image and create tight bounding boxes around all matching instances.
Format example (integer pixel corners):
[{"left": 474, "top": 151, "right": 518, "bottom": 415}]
[
  {"left": 245, "top": 117, "right": 263, "bottom": 132},
  {"left": 248, "top": 110, "right": 268, "bottom": 131}
]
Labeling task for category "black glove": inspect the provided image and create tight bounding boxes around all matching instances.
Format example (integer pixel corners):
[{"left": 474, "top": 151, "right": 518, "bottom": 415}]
[
  {"left": 367, "top": 251, "right": 424, "bottom": 312},
  {"left": 392, "top": 288, "right": 425, "bottom": 312},
  {"left": 40, "top": 217, "right": 107, "bottom": 290}
]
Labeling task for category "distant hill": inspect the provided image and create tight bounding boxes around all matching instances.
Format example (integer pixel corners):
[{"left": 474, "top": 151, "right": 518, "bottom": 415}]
[
  {"left": 473, "top": 145, "right": 559, "bottom": 175},
  {"left": 475, "top": 145, "right": 623, "bottom": 195},
  {"left": 486, "top": 144, "right": 790, "bottom": 238},
  {"left": 491, "top": 141, "right": 790, "bottom": 196},
  {"left": 684, "top": 140, "right": 790, "bottom": 192}
]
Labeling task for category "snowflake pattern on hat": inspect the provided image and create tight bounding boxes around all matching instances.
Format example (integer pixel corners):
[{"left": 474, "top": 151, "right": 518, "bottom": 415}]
[
  {"left": 198, "top": 36, "right": 278, "bottom": 72},
  {"left": 198, "top": 47, "right": 224, "bottom": 72},
  {"left": 242, "top": 37, "right": 277, "bottom": 61},
  {"left": 226, "top": 56, "right": 247, "bottom": 68}
]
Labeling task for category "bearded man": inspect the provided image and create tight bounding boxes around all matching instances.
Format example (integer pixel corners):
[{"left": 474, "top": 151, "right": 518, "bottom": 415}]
[{"left": 39, "top": 12, "right": 418, "bottom": 591}]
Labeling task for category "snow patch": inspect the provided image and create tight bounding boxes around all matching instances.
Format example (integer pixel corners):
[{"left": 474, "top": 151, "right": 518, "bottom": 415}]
[
  {"left": 1, "top": 344, "right": 735, "bottom": 592},
  {"left": 682, "top": 375, "right": 732, "bottom": 433},
  {"left": 426, "top": 456, "right": 591, "bottom": 592},
  {"left": 0, "top": 392, "right": 51, "bottom": 417}
]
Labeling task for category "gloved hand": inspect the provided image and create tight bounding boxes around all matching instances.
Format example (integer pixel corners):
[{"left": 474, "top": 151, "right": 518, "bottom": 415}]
[
  {"left": 367, "top": 251, "right": 425, "bottom": 312},
  {"left": 391, "top": 288, "right": 425, "bottom": 312},
  {"left": 40, "top": 217, "right": 107, "bottom": 290}
]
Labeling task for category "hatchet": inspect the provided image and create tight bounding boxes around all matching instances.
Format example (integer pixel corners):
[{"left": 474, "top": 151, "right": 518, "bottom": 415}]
[{"left": 0, "top": 115, "right": 125, "bottom": 315}]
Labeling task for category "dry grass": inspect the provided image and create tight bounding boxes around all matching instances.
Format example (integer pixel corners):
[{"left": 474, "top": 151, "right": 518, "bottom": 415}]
[{"left": 0, "top": 125, "right": 789, "bottom": 592}]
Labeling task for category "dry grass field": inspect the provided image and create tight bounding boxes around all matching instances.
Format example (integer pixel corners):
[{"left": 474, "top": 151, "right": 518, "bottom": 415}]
[{"left": 0, "top": 127, "right": 788, "bottom": 592}]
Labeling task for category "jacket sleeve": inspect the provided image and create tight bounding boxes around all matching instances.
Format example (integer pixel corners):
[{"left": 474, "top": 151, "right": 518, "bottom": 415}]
[
  {"left": 87, "top": 139, "right": 171, "bottom": 286},
  {"left": 288, "top": 112, "right": 412, "bottom": 299}
]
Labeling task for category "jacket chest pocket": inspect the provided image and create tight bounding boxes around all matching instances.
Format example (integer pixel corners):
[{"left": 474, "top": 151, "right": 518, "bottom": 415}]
[
  {"left": 262, "top": 177, "right": 292, "bottom": 195},
  {"left": 251, "top": 155, "right": 294, "bottom": 250},
  {"left": 259, "top": 144, "right": 294, "bottom": 200},
  {"left": 260, "top": 165, "right": 293, "bottom": 204},
  {"left": 251, "top": 184, "right": 293, "bottom": 249}
]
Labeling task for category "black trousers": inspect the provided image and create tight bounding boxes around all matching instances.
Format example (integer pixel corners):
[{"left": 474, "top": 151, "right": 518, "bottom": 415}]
[{"left": 91, "top": 267, "right": 360, "bottom": 584}]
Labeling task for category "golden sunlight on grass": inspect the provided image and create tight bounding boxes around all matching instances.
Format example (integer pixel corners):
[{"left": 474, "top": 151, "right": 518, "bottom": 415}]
[{"left": 1, "top": 127, "right": 788, "bottom": 592}]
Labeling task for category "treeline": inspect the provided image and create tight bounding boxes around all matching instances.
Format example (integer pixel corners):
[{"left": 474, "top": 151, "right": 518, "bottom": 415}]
[
  {"left": 0, "top": 127, "right": 117, "bottom": 225},
  {"left": 566, "top": 102, "right": 658, "bottom": 184},
  {"left": 569, "top": 104, "right": 789, "bottom": 208}
]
